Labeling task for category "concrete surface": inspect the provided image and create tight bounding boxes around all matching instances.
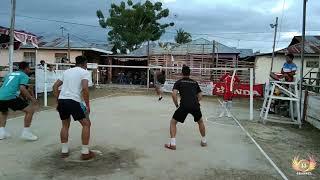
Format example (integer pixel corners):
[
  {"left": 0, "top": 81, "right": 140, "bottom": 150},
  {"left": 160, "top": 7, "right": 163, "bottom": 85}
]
[{"left": 0, "top": 95, "right": 282, "bottom": 180}]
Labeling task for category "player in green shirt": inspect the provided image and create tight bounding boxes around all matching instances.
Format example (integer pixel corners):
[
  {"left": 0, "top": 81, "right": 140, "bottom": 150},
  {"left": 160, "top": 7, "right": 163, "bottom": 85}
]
[{"left": 0, "top": 62, "right": 39, "bottom": 141}]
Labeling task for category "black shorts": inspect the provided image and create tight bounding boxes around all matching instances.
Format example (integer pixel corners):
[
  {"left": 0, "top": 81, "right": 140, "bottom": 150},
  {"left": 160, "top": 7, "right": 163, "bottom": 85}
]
[
  {"left": 173, "top": 107, "right": 203, "bottom": 123},
  {"left": 57, "top": 99, "right": 86, "bottom": 121},
  {"left": 0, "top": 98, "right": 29, "bottom": 113}
]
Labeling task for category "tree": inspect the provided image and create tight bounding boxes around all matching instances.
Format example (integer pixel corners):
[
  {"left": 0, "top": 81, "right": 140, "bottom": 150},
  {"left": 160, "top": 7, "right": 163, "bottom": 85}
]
[
  {"left": 97, "top": 0, "right": 174, "bottom": 53},
  {"left": 174, "top": 28, "right": 192, "bottom": 44}
]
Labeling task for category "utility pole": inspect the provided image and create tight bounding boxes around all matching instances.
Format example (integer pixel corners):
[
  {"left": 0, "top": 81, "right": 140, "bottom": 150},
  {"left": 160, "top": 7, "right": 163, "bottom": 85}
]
[
  {"left": 60, "top": 26, "right": 65, "bottom": 37},
  {"left": 8, "top": 0, "right": 16, "bottom": 73},
  {"left": 147, "top": 41, "right": 150, "bottom": 89},
  {"left": 300, "top": 0, "right": 308, "bottom": 118},
  {"left": 67, "top": 33, "right": 71, "bottom": 61},
  {"left": 270, "top": 17, "right": 279, "bottom": 73}
]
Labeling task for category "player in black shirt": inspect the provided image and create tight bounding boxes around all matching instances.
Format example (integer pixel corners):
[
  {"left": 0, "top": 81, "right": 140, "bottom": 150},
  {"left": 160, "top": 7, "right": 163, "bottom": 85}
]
[
  {"left": 165, "top": 66, "right": 207, "bottom": 150},
  {"left": 155, "top": 69, "right": 166, "bottom": 101}
]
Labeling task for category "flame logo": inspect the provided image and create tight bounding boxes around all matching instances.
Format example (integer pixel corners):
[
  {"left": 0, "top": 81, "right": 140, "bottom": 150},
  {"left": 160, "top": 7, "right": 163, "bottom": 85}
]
[{"left": 292, "top": 155, "right": 317, "bottom": 173}]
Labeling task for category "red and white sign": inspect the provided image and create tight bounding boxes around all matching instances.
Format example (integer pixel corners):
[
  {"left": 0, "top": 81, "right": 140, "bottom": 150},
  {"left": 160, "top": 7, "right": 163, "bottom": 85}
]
[
  {"left": 213, "top": 82, "right": 264, "bottom": 98},
  {"left": 163, "top": 80, "right": 264, "bottom": 98}
]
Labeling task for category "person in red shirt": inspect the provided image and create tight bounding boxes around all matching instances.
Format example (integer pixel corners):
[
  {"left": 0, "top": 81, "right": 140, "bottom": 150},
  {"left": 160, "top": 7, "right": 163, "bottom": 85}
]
[{"left": 219, "top": 71, "right": 240, "bottom": 118}]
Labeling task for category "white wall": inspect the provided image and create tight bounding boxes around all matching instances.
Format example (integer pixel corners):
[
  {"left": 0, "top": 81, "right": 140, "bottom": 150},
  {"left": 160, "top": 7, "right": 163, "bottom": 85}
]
[
  {"left": 0, "top": 48, "right": 82, "bottom": 66},
  {"left": 255, "top": 54, "right": 320, "bottom": 84},
  {"left": 0, "top": 48, "right": 24, "bottom": 66}
]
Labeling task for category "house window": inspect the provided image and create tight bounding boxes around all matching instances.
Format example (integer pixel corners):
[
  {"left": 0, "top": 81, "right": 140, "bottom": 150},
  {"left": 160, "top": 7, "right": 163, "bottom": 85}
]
[
  {"left": 23, "top": 52, "right": 36, "bottom": 67},
  {"left": 55, "top": 53, "right": 67, "bottom": 63},
  {"left": 306, "top": 61, "right": 319, "bottom": 68}
]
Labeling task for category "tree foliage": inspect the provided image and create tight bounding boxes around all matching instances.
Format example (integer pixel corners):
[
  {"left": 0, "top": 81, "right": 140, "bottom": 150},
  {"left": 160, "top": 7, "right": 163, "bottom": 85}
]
[
  {"left": 174, "top": 28, "right": 192, "bottom": 44},
  {"left": 97, "top": 0, "right": 174, "bottom": 53}
]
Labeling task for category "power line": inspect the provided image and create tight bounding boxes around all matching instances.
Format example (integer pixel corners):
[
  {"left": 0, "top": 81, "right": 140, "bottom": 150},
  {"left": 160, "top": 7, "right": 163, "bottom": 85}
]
[
  {"left": 1, "top": 11, "right": 319, "bottom": 44},
  {"left": 0, "top": 12, "right": 103, "bottom": 28},
  {"left": 1, "top": 11, "right": 319, "bottom": 35},
  {"left": 203, "top": 34, "right": 289, "bottom": 43},
  {"left": 276, "top": 0, "right": 286, "bottom": 47}
]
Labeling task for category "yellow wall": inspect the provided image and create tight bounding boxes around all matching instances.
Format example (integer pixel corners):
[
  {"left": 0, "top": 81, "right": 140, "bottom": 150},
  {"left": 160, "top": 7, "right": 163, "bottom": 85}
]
[{"left": 0, "top": 48, "right": 82, "bottom": 66}]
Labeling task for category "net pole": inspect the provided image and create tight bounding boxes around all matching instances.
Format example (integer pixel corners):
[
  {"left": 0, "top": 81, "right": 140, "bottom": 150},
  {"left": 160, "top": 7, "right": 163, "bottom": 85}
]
[
  {"left": 147, "top": 68, "right": 150, "bottom": 89},
  {"left": 250, "top": 68, "right": 254, "bottom": 120},
  {"left": 96, "top": 69, "right": 99, "bottom": 86},
  {"left": 230, "top": 69, "right": 237, "bottom": 92},
  {"left": 44, "top": 63, "right": 48, "bottom": 107},
  {"left": 35, "top": 49, "right": 38, "bottom": 99}
]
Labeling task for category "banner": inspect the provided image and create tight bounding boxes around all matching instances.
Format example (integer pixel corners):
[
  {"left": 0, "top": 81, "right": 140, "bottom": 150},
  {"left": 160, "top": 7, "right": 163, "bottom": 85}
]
[
  {"left": 213, "top": 82, "right": 264, "bottom": 98},
  {"left": 36, "top": 69, "right": 93, "bottom": 93},
  {"left": 163, "top": 80, "right": 264, "bottom": 98}
]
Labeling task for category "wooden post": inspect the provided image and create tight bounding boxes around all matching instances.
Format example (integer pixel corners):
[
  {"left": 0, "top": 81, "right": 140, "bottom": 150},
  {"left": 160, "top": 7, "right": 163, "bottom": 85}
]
[
  {"left": 250, "top": 68, "right": 254, "bottom": 120},
  {"left": 147, "top": 41, "right": 150, "bottom": 89},
  {"left": 107, "top": 57, "right": 112, "bottom": 83},
  {"left": 300, "top": 0, "right": 308, "bottom": 116},
  {"left": 302, "top": 90, "right": 309, "bottom": 123},
  {"left": 44, "top": 63, "right": 48, "bottom": 107},
  {"left": 202, "top": 44, "right": 204, "bottom": 76},
  {"left": 67, "top": 33, "right": 71, "bottom": 61},
  {"left": 8, "top": 0, "right": 16, "bottom": 73},
  {"left": 212, "top": 40, "right": 215, "bottom": 66}
]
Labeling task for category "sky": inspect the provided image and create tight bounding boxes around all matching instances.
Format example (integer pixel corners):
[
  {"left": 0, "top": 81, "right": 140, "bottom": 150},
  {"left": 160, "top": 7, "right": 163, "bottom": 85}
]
[{"left": 0, "top": 0, "right": 319, "bottom": 53}]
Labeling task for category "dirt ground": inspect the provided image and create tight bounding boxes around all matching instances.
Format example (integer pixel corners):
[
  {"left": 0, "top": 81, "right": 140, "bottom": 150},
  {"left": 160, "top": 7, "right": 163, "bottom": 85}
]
[
  {"left": 239, "top": 121, "right": 320, "bottom": 180},
  {"left": 1, "top": 87, "right": 320, "bottom": 180}
]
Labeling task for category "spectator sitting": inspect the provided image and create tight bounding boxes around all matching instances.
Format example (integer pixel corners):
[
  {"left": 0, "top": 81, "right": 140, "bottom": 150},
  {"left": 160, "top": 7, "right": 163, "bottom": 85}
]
[
  {"left": 140, "top": 72, "right": 147, "bottom": 85},
  {"left": 48, "top": 65, "right": 56, "bottom": 73},
  {"left": 126, "top": 71, "right": 133, "bottom": 84},
  {"left": 270, "top": 53, "right": 297, "bottom": 82},
  {"left": 60, "top": 58, "right": 71, "bottom": 70},
  {"left": 37, "top": 60, "right": 46, "bottom": 70},
  {"left": 117, "top": 71, "right": 125, "bottom": 84},
  {"left": 132, "top": 74, "right": 140, "bottom": 85}
]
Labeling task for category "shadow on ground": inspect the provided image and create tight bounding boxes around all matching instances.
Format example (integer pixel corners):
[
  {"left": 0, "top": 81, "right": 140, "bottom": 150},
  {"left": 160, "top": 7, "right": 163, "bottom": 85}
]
[{"left": 31, "top": 145, "right": 141, "bottom": 179}]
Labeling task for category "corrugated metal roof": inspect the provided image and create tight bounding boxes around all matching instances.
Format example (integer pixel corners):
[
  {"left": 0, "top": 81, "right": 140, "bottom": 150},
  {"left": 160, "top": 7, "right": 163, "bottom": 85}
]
[
  {"left": 256, "top": 36, "right": 320, "bottom": 56},
  {"left": 279, "top": 43, "right": 320, "bottom": 54},
  {"left": 119, "top": 43, "right": 170, "bottom": 57},
  {"left": 170, "top": 38, "right": 240, "bottom": 55},
  {"left": 238, "top": 49, "right": 254, "bottom": 58},
  {"left": 278, "top": 36, "right": 320, "bottom": 54},
  {"left": 111, "top": 38, "right": 240, "bottom": 57},
  {"left": 289, "top": 36, "right": 320, "bottom": 46},
  {"left": 0, "top": 26, "right": 37, "bottom": 36},
  {"left": 21, "top": 35, "right": 113, "bottom": 54}
]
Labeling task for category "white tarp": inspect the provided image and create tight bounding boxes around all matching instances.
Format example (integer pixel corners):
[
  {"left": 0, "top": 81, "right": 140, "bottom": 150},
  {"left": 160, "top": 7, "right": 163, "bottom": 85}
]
[
  {"left": 162, "top": 80, "right": 214, "bottom": 96},
  {"left": 36, "top": 69, "right": 93, "bottom": 93}
]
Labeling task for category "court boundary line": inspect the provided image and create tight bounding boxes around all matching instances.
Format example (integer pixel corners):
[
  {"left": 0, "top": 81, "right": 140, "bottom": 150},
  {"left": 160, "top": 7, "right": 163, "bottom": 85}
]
[
  {"left": 205, "top": 117, "right": 240, "bottom": 128},
  {"left": 217, "top": 99, "right": 289, "bottom": 180},
  {"left": 206, "top": 120, "right": 240, "bottom": 128}
]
